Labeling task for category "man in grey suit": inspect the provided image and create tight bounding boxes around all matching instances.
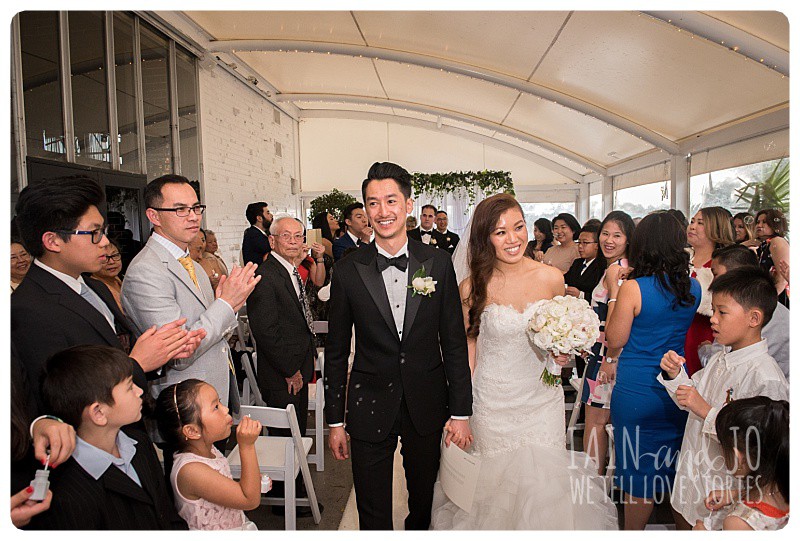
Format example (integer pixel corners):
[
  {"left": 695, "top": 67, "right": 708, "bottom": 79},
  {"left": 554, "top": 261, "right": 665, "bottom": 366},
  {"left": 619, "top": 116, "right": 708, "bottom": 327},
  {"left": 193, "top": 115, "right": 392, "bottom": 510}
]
[{"left": 122, "top": 175, "right": 261, "bottom": 415}]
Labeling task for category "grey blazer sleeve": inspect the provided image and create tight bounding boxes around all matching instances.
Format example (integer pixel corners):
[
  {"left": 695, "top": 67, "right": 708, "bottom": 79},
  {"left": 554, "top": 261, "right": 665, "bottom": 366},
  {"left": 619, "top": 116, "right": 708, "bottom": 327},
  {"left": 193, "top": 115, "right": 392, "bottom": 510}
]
[{"left": 121, "top": 261, "right": 237, "bottom": 370}]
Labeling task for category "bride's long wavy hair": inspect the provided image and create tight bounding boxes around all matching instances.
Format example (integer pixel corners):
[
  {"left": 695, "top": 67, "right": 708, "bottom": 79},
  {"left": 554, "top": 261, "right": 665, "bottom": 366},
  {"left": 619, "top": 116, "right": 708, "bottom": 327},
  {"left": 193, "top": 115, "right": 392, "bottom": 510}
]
[{"left": 466, "top": 193, "right": 525, "bottom": 339}]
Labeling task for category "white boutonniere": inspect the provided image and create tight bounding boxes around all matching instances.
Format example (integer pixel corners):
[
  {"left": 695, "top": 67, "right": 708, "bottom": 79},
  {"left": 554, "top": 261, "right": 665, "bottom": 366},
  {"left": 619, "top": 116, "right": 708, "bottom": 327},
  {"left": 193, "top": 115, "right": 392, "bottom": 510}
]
[
  {"left": 430, "top": 238, "right": 437, "bottom": 245},
  {"left": 408, "top": 266, "right": 437, "bottom": 297}
]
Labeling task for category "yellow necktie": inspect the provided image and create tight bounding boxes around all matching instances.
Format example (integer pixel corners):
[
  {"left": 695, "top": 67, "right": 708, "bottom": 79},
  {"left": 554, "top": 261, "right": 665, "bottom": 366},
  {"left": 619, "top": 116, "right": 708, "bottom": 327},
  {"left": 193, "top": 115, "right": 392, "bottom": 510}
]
[{"left": 178, "top": 256, "right": 200, "bottom": 289}]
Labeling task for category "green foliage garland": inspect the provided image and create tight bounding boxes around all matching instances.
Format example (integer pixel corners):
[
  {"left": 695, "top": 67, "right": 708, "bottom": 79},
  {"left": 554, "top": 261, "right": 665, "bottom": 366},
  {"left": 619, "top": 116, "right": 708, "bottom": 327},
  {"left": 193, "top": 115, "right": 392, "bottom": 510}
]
[
  {"left": 411, "top": 170, "right": 515, "bottom": 205},
  {"left": 308, "top": 189, "right": 358, "bottom": 223}
]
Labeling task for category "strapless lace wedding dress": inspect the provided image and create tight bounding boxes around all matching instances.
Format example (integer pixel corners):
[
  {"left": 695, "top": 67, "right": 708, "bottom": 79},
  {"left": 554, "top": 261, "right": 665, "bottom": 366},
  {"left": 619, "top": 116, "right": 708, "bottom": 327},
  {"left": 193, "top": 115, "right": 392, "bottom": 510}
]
[{"left": 430, "top": 303, "right": 618, "bottom": 530}]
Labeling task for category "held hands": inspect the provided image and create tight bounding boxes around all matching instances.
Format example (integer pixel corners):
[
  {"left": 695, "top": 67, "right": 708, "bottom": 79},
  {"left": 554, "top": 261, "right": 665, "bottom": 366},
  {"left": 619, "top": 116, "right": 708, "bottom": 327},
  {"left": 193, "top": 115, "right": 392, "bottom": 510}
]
[
  {"left": 285, "top": 370, "right": 304, "bottom": 395},
  {"left": 329, "top": 426, "right": 350, "bottom": 460},
  {"left": 215, "top": 262, "right": 262, "bottom": 313},
  {"left": 660, "top": 350, "right": 685, "bottom": 379},
  {"left": 31, "top": 418, "right": 76, "bottom": 468},
  {"left": 552, "top": 353, "right": 570, "bottom": 366},
  {"left": 444, "top": 418, "right": 473, "bottom": 450},
  {"left": 236, "top": 415, "right": 262, "bottom": 448},
  {"left": 676, "top": 385, "right": 711, "bottom": 419},
  {"left": 130, "top": 318, "right": 195, "bottom": 372}
]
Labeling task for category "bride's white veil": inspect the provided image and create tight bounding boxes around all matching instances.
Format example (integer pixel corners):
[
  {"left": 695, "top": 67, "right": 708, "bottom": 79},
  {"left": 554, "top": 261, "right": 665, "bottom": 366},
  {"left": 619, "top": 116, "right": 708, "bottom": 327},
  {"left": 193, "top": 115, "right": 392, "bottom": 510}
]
[{"left": 451, "top": 215, "right": 473, "bottom": 286}]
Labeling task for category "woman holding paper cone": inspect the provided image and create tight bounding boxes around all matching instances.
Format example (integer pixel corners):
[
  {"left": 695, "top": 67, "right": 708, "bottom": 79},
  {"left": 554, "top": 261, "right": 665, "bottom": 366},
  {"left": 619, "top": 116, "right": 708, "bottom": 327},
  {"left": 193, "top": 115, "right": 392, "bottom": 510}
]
[{"left": 431, "top": 193, "right": 617, "bottom": 530}]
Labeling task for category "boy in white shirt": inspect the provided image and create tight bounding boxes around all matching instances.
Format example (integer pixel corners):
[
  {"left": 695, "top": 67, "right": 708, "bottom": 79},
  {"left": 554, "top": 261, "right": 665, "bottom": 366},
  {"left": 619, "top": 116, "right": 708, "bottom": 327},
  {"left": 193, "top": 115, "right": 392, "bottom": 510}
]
[{"left": 657, "top": 267, "right": 788, "bottom": 530}]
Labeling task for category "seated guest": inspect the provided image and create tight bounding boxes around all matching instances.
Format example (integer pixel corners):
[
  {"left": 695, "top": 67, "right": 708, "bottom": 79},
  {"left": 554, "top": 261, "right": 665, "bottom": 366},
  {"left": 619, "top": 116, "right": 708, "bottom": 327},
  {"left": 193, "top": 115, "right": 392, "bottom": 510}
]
[
  {"left": 155, "top": 380, "right": 264, "bottom": 530},
  {"left": 701, "top": 244, "right": 790, "bottom": 380},
  {"left": 333, "top": 202, "right": 372, "bottom": 261},
  {"left": 658, "top": 268, "right": 788, "bottom": 530},
  {"left": 30, "top": 345, "right": 188, "bottom": 530},
  {"left": 564, "top": 222, "right": 605, "bottom": 300},
  {"left": 524, "top": 218, "right": 554, "bottom": 261},
  {"left": 11, "top": 239, "right": 31, "bottom": 292},
  {"left": 542, "top": 213, "right": 581, "bottom": 273},
  {"left": 91, "top": 239, "right": 125, "bottom": 313},
  {"left": 241, "top": 202, "right": 272, "bottom": 266},
  {"left": 200, "top": 229, "right": 228, "bottom": 290}
]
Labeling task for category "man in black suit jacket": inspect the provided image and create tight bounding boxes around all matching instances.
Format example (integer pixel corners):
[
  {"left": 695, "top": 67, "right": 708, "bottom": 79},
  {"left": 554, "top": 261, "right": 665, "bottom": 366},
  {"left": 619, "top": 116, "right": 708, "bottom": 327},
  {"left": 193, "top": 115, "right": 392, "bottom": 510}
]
[
  {"left": 241, "top": 201, "right": 273, "bottom": 265},
  {"left": 332, "top": 202, "right": 372, "bottom": 261},
  {"left": 434, "top": 210, "right": 460, "bottom": 254},
  {"left": 407, "top": 204, "right": 448, "bottom": 249},
  {"left": 11, "top": 176, "right": 202, "bottom": 412},
  {"left": 563, "top": 223, "right": 605, "bottom": 300},
  {"left": 247, "top": 216, "right": 316, "bottom": 436},
  {"left": 325, "top": 163, "right": 472, "bottom": 530}
]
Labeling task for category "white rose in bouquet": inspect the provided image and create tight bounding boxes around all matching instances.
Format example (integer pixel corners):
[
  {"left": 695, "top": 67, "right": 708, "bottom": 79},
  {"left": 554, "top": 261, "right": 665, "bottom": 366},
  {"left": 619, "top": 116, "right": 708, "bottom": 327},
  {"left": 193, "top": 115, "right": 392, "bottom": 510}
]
[{"left": 527, "top": 295, "right": 601, "bottom": 386}]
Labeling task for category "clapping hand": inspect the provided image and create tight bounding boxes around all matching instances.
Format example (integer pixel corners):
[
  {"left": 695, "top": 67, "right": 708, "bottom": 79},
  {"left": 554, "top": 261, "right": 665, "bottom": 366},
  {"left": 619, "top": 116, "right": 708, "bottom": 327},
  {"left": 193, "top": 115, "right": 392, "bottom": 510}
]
[
  {"left": 215, "top": 262, "right": 261, "bottom": 312},
  {"left": 778, "top": 259, "right": 790, "bottom": 285},
  {"left": 129, "top": 318, "right": 193, "bottom": 372},
  {"left": 660, "top": 350, "right": 685, "bottom": 379},
  {"left": 675, "top": 385, "right": 711, "bottom": 419}
]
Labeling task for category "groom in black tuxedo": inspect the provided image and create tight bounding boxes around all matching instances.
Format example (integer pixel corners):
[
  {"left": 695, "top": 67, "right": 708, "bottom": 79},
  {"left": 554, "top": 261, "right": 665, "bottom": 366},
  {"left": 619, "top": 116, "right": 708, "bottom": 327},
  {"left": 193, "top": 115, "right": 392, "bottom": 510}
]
[{"left": 325, "top": 162, "right": 473, "bottom": 530}]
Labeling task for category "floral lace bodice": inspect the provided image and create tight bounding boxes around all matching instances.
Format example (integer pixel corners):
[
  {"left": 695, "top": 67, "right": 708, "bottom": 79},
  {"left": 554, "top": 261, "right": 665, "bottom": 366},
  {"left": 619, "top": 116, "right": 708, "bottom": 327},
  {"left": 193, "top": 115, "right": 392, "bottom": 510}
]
[{"left": 469, "top": 303, "right": 566, "bottom": 458}]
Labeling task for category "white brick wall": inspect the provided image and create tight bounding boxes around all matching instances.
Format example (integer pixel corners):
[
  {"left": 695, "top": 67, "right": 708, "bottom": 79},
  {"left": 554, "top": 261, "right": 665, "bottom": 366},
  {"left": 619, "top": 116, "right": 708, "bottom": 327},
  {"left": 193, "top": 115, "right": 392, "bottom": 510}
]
[{"left": 198, "top": 66, "right": 299, "bottom": 270}]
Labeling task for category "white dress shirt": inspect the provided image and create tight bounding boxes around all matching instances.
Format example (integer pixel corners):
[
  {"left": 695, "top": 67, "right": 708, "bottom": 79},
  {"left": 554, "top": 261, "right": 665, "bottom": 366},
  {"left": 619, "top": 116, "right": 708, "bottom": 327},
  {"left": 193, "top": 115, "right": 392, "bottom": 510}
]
[
  {"left": 270, "top": 251, "right": 301, "bottom": 298},
  {"left": 657, "top": 339, "right": 789, "bottom": 529}
]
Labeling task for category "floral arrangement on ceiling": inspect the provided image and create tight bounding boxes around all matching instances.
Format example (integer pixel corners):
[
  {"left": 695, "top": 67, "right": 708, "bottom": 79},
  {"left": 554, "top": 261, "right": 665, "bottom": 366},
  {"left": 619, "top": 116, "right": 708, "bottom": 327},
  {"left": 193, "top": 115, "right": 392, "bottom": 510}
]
[{"left": 411, "top": 170, "right": 515, "bottom": 205}]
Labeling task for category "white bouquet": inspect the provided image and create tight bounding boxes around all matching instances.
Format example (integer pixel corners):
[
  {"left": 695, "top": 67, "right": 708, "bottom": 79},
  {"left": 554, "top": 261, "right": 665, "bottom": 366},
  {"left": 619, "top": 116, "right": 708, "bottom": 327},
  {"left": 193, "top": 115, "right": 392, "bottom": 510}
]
[{"left": 527, "top": 295, "right": 601, "bottom": 386}]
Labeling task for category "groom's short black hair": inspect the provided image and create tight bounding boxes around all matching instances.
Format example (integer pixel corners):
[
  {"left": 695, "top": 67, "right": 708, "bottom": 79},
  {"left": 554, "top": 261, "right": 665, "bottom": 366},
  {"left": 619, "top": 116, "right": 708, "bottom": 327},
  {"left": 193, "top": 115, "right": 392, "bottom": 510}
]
[{"left": 363, "top": 162, "right": 412, "bottom": 201}]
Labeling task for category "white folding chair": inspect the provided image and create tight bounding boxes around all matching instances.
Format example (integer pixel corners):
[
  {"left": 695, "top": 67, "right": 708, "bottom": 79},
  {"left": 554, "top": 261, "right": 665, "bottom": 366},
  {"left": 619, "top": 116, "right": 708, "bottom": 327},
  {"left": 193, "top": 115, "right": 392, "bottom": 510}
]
[
  {"left": 228, "top": 404, "right": 322, "bottom": 530},
  {"left": 306, "top": 348, "right": 326, "bottom": 471},
  {"left": 235, "top": 315, "right": 257, "bottom": 406},
  {"left": 238, "top": 341, "right": 266, "bottom": 407}
]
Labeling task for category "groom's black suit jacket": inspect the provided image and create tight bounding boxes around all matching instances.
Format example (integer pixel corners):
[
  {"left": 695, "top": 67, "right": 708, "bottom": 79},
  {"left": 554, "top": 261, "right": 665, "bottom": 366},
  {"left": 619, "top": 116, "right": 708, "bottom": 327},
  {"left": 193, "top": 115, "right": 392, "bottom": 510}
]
[{"left": 324, "top": 239, "right": 472, "bottom": 443}]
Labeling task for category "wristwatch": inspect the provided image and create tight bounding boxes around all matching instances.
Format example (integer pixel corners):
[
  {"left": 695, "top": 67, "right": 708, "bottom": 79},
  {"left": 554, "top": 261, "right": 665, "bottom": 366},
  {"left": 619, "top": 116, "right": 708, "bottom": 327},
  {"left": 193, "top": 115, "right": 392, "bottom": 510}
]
[{"left": 604, "top": 356, "right": 617, "bottom": 364}]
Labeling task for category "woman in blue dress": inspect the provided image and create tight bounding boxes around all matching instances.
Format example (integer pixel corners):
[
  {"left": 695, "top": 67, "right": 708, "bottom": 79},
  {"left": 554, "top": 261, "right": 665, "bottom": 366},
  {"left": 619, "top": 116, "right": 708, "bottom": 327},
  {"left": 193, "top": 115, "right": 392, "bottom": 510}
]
[{"left": 598, "top": 211, "right": 701, "bottom": 529}]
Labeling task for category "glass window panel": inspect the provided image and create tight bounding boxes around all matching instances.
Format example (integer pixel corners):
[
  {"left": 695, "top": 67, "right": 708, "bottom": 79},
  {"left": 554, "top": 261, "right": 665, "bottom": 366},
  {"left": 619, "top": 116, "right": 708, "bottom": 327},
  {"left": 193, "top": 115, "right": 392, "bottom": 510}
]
[
  {"left": 20, "top": 11, "right": 66, "bottom": 161},
  {"left": 69, "top": 11, "right": 111, "bottom": 167},
  {"left": 113, "top": 13, "right": 140, "bottom": 173},
  {"left": 176, "top": 47, "right": 199, "bottom": 182},
  {"left": 613, "top": 181, "right": 670, "bottom": 218},
  {"left": 589, "top": 194, "right": 603, "bottom": 220},
  {"left": 689, "top": 158, "right": 786, "bottom": 217},
  {"left": 519, "top": 202, "right": 576, "bottom": 237},
  {"left": 139, "top": 23, "right": 171, "bottom": 180}
]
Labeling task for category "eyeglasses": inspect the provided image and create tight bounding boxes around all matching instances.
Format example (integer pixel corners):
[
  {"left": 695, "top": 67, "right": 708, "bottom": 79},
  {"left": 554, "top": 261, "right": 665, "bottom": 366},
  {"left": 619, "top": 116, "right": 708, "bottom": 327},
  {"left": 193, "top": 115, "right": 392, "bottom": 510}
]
[
  {"left": 104, "top": 253, "right": 122, "bottom": 262},
  {"left": 577, "top": 241, "right": 598, "bottom": 246},
  {"left": 275, "top": 232, "right": 305, "bottom": 242},
  {"left": 56, "top": 227, "right": 108, "bottom": 244},
  {"left": 150, "top": 204, "right": 207, "bottom": 217}
]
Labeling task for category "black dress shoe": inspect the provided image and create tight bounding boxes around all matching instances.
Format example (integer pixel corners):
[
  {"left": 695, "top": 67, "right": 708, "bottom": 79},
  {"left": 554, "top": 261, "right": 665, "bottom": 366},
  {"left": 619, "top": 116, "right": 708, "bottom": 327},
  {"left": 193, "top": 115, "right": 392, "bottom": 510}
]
[{"left": 271, "top": 502, "right": 325, "bottom": 518}]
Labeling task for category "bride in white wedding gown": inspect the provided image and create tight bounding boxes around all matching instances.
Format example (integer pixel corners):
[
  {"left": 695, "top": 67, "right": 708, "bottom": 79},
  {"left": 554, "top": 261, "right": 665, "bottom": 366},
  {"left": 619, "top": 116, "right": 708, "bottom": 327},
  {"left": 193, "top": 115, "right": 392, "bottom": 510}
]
[{"left": 431, "top": 194, "right": 618, "bottom": 530}]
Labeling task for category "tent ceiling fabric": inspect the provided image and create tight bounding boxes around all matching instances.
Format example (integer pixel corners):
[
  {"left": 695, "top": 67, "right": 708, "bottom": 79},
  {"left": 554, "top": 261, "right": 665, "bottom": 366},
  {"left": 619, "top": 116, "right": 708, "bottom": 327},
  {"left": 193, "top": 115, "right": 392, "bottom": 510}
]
[{"left": 183, "top": 10, "right": 788, "bottom": 182}]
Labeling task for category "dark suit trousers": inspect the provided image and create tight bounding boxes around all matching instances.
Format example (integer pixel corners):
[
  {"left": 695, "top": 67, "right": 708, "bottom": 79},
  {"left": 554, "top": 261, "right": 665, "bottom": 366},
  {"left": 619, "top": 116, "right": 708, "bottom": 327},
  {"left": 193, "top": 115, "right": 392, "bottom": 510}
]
[{"left": 349, "top": 396, "right": 441, "bottom": 530}]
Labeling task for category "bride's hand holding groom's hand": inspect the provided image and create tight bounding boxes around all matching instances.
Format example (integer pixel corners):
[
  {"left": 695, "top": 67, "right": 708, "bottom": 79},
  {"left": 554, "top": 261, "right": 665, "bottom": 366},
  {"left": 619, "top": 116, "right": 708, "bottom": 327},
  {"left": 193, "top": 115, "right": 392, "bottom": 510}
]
[
  {"left": 552, "top": 353, "right": 570, "bottom": 366},
  {"left": 444, "top": 419, "right": 473, "bottom": 450}
]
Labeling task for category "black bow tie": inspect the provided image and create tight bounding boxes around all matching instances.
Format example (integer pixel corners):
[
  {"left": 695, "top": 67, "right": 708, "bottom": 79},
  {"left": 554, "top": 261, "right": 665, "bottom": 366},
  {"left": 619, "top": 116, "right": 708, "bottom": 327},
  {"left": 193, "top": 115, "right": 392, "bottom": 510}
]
[
  {"left": 421, "top": 230, "right": 433, "bottom": 236},
  {"left": 377, "top": 253, "right": 408, "bottom": 272}
]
